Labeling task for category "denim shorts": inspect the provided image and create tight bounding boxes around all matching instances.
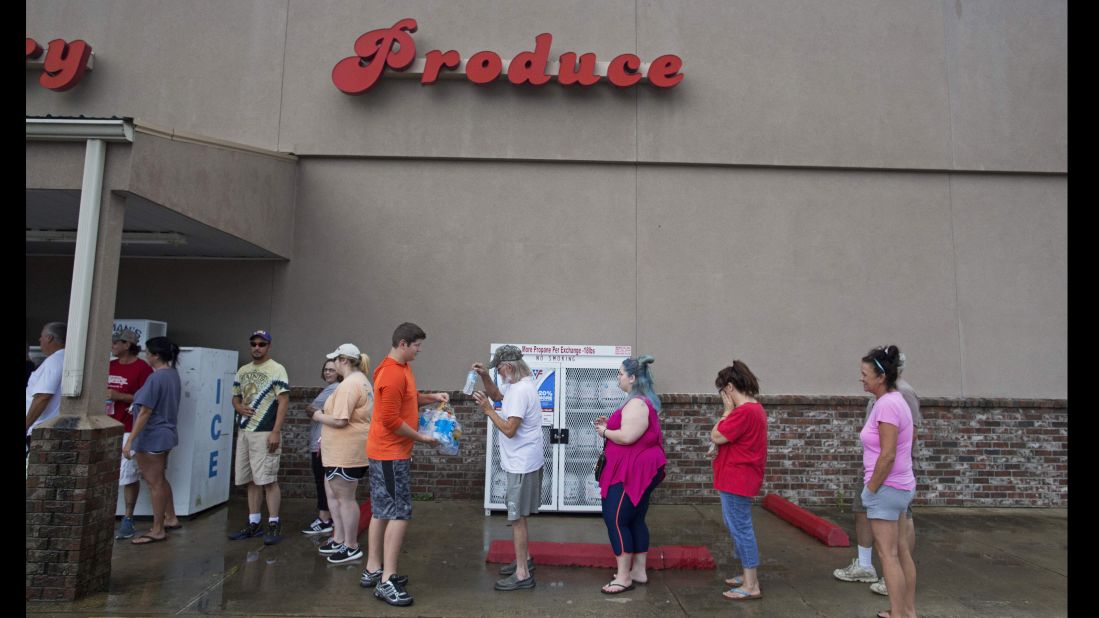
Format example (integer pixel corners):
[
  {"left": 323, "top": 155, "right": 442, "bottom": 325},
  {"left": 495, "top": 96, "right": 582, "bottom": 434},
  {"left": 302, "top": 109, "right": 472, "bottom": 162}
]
[
  {"left": 854, "top": 477, "right": 914, "bottom": 519},
  {"left": 861, "top": 485, "right": 915, "bottom": 521}
]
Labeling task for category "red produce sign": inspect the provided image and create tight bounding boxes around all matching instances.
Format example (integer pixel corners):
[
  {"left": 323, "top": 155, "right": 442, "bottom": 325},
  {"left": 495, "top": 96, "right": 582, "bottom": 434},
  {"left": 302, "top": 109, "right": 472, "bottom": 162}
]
[{"left": 332, "top": 19, "right": 684, "bottom": 94}]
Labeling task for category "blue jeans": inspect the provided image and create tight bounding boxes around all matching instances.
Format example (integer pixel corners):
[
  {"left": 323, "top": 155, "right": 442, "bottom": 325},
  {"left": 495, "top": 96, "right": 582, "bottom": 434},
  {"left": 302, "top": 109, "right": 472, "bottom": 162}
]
[{"left": 719, "top": 492, "right": 760, "bottom": 569}]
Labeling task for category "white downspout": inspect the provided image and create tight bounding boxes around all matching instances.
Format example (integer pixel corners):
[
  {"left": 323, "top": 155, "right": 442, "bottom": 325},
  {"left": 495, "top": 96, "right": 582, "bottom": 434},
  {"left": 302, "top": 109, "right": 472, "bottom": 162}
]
[{"left": 61, "top": 138, "right": 107, "bottom": 397}]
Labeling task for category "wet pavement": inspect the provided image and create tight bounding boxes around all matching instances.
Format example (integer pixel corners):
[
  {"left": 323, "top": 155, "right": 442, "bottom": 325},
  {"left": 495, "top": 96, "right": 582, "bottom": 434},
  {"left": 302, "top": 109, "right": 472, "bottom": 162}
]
[{"left": 27, "top": 498, "right": 1066, "bottom": 617}]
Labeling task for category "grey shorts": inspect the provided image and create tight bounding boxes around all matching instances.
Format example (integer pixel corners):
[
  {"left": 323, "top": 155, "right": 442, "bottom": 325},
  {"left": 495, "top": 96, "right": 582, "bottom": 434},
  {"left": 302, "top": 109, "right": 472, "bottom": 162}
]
[
  {"left": 854, "top": 478, "right": 914, "bottom": 519},
  {"left": 505, "top": 468, "right": 543, "bottom": 521},
  {"left": 369, "top": 459, "right": 412, "bottom": 521},
  {"left": 861, "top": 485, "right": 915, "bottom": 521}
]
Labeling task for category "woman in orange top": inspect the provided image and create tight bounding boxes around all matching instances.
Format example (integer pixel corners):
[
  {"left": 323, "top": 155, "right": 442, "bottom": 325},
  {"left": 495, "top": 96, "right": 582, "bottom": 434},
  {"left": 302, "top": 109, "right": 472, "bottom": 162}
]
[{"left": 311, "top": 343, "right": 373, "bottom": 565}]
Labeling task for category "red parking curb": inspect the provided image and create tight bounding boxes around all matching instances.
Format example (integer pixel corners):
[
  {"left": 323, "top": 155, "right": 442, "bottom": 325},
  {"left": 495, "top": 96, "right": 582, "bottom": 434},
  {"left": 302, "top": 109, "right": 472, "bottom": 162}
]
[
  {"left": 762, "top": 493, "right": 850, "bottom": 547},
  {"left": 486, "top": 540, "right": 716, "bottom": 569}
]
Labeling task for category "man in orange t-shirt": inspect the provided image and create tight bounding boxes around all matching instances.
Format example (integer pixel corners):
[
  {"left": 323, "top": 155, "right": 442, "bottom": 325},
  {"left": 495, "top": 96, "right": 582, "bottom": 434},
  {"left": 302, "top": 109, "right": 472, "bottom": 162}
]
[{"left": 361, "top": 322, "right": 449, "bottom": 607}]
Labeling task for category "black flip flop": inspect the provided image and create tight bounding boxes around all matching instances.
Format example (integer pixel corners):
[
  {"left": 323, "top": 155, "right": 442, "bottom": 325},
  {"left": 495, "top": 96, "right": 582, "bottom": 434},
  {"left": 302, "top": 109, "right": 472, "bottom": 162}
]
[
  {"left": 601, "top": 582, "right": 635, "bottom": 594},
  {"left": 165, "top": 524, "right": 183, "bottom": 530}
]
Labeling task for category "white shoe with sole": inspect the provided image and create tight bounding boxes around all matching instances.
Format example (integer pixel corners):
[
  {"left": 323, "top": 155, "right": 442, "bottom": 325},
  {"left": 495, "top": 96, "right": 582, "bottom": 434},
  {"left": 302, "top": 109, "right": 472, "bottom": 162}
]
[{"left": 833, "top": 558, "right": 878, "bottom": 583}]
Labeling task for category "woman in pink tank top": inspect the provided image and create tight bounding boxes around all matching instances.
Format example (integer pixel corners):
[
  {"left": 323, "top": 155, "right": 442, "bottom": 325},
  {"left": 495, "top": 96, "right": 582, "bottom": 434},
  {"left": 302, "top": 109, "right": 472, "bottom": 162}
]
[{"left": 593, "top": 355, "right": 667, "bottom": 594}]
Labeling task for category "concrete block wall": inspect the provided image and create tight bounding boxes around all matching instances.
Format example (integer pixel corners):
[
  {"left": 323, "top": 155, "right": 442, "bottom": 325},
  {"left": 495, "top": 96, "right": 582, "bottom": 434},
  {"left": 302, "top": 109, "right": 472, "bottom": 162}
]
[{"left": 262, "top": 390, "right": 1067, "bottom": 509}]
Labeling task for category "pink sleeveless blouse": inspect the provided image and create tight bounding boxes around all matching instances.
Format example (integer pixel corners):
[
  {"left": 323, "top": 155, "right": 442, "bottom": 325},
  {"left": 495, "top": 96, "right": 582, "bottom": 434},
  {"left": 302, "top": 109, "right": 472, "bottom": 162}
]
[{"left": 599, "top": 397, "right": 667, "bottom": 506}]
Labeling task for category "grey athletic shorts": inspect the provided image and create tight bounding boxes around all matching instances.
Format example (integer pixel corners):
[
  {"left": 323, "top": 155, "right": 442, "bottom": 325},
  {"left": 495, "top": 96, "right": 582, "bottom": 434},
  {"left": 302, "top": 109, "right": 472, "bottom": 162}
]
[
  {"left": 369, "top": 459, "right": 412, "bottom": 520},
  {"left": 505, "top": 468, "right": 543, "bottom": 521}
]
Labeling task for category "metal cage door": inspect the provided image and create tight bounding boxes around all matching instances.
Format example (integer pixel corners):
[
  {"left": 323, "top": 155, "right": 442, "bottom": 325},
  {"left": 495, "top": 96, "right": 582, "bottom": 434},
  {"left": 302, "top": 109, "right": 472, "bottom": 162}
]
[{"left": 558, "top": 365, "right": 626, "bottom": 512}]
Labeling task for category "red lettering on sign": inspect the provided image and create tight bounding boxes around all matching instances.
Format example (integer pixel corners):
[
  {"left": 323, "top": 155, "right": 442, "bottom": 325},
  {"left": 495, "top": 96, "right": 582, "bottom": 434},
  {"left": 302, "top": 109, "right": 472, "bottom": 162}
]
[
  {"left": 647, "top": 54, "right": 684, "bottom": 88},
  {"left": 39, "top": 39, "right": 93, "bottom": 92},
  {"left": 466, "top": 50, "right": 502, "bottom": 84},
  {"left": 332, "top": 20, "right": 684, "bottom": 92},
  {"left": 607, "top": 53, "right": 642, "bottom": 88},
  {"left": 421, "top": 49, "right": 461, "bottom": 84},
  {"left": 557, "top": 52, "right": 600, "bottom": 86},
  {"left": 331, "top": 18, "right": 418, "bottom": 94},
  {"left": 506, "top": 33, "right": 552, "bottom": 86},
  {"left": 26, "top": 38, "right": 43, "bottom": 59}
]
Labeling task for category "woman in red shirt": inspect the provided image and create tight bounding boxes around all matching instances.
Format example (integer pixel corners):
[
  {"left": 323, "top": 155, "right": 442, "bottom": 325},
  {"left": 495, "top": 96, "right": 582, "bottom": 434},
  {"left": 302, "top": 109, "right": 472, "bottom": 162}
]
[{"left": 710, "top": 361, "right": 767, "bottom": 601}]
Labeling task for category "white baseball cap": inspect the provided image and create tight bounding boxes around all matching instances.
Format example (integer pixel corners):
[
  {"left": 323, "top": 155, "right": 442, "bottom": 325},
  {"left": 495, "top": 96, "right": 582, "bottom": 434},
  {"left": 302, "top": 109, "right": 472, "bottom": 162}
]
[{"left": 326, "top": 343, "right": 361, "bottom": 359}]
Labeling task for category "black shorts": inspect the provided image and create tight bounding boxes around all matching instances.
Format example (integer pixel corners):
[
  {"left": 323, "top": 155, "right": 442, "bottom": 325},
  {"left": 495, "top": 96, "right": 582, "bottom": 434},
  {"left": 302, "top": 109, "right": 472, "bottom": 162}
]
[{"left": 324, "top": 466, "right": 368, "bottom": 482}]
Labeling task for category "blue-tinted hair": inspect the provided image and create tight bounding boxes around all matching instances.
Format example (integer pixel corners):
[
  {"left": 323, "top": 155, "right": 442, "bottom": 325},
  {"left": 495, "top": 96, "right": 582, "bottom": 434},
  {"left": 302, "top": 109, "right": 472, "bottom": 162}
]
[{"left": 622, "top": 354, "right": 661, "bottom": 412}]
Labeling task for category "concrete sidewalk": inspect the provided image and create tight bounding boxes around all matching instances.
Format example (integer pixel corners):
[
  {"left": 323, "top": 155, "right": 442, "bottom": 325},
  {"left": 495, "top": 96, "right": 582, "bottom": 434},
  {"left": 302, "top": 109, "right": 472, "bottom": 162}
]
[{"left": 27, "top": 498, "right": 1066, "bottom": 617}]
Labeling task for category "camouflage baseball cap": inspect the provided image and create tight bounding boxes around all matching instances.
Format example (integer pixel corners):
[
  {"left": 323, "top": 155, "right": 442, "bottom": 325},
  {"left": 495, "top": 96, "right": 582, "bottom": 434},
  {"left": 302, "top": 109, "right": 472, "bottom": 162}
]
[
  {"left": 487, "top": 344, "right": 523, "bottom": 369},
  {"left": 113, "top": 328, "right": 140, "bottom": 344}
]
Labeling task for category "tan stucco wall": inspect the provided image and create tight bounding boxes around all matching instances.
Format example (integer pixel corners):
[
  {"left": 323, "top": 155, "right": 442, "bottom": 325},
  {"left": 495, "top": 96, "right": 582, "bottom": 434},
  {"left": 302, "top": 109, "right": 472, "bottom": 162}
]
[
  {"left": 27, "top": 0, "right": 1066, "bottom": 171},
  {"left": 26, "top": 0, "right": 1066, "bottom": 397},
  {"left": 266, "top": 160, "right": 1063, "bottom": 397},
  {"left": 128, "top": 134, "right": 297, "bottom": 258},
  {"left": 268, "top": 159, "right": 638, "bottom": 390},
  {"left": 26, "top": 0, "right": 288, "bottom": 150},
  {"left": 26, "top": 142, "right": 131, "bottom": 190},
  {"left": 25, "top": 160, "right": 1067, "bottom": 398},
  {"left": 949, "top": 174, "right": 1067, "bottom": 397}
]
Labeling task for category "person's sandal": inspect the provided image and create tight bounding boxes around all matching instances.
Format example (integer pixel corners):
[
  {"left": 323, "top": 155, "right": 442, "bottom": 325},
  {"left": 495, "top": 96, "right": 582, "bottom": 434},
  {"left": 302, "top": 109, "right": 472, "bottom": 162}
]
[
  {"left": 723, "top": 587, "right": 762, "bottom": 601},
  {"left": 601, "top": 582, "right": 635, "bottom": 594}
]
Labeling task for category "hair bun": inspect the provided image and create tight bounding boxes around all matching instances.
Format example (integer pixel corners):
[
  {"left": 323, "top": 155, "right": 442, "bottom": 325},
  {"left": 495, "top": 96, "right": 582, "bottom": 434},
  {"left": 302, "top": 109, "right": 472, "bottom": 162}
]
[{"left": 637, "top": 354, "right": 655, "bottom": 366}]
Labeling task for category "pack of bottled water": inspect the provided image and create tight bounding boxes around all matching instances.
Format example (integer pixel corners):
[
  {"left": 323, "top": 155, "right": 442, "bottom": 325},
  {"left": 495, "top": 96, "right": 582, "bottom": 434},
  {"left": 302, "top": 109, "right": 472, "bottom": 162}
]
[{"left": 418, "top": 402, "right": 462, "bottom": 456}]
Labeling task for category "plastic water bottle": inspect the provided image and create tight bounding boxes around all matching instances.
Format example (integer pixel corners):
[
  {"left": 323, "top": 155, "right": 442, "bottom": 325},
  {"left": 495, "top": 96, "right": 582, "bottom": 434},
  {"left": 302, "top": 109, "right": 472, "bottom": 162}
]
[{"left": 462, "top": 370, "right": 477, "bottom": 395}]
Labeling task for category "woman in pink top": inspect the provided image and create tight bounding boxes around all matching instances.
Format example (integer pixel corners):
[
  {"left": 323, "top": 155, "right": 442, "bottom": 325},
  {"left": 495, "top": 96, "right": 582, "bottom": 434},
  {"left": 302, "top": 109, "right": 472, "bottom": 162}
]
[
  {"left": 860, "top": 345, "right": 917, "bottom": 618},
  {"left": 593, "top": 355, "right": 667, "bottom": 595}
]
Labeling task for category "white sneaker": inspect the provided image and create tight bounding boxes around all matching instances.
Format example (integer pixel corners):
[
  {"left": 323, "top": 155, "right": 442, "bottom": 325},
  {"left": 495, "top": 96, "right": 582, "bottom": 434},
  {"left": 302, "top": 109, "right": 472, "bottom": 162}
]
[
  {"left": 833, "top": 558, "right": 878, "bottom": 582},
  {"left": 870, "top": 578, "right": 888, "bottom": 596}
]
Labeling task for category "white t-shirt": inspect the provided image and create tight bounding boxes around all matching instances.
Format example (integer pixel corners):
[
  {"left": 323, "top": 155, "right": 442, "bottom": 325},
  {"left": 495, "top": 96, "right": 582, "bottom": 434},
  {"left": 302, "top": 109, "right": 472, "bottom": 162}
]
[
  {"left": 26, "top": 349, "right": 65, "bottom": 436},
  {"left": 497, "top": 377, "right": 544, "bottom": 474}
]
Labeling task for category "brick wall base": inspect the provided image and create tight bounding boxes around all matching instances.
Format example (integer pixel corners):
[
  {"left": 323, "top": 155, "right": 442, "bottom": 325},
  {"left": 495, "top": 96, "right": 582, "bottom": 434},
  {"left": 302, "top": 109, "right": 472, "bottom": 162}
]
[
  {"left": 251, "top": 390, "right": 1067, "bottom": 509},
  {"left": 26, "top": 422, "right": 123, "bottom": 601}
]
